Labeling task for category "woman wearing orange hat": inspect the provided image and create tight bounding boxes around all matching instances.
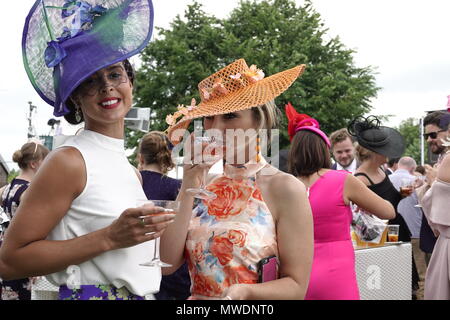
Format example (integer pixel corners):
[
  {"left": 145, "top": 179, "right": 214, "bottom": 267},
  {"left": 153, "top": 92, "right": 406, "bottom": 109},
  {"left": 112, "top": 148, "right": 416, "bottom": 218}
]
[{"left": 161, "top": 59, "right": 314, "bottom": 300}]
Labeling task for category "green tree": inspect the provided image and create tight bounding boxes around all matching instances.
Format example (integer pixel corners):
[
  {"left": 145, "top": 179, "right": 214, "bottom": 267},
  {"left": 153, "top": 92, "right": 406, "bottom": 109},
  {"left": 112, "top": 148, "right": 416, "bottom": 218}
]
[
  {"left": 131, "top": 0, "right": 380, "bottom": 150},
  {"left": 396, "top": 118, "right": 427, "bottom": 165},
  {"left": 7, "top": 169, "right": 19, "bottom": 183}
]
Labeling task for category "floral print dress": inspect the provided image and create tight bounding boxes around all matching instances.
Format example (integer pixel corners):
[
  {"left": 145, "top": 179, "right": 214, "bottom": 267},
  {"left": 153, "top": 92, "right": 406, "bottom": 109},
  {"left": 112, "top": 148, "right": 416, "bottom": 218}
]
[
  {"left": 0, "top": 178, "right": 32, "bottom": 300},
  {"left": 185, "top": 159, "right": 278, "bottom": 299}
]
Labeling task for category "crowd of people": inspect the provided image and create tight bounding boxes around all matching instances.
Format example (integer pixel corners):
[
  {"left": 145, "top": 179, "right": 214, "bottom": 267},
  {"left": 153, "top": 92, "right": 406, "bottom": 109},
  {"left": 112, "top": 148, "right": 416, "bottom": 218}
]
[{"left": 0, "top": 0, "right": 449, "bottom": 300}]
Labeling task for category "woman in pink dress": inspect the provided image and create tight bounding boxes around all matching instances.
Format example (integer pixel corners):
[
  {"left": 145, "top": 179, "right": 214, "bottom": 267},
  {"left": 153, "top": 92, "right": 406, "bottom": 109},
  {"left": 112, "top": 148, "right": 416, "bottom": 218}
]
[{"left": 286, "top": 104, "right": 395, "bottom": 300}]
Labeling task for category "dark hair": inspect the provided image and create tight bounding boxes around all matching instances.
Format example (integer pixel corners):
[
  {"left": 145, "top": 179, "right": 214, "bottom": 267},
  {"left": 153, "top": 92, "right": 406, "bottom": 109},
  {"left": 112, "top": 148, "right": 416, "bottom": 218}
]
[
  {"left": 138, "top": 131, "right": 175, "bottom": 175},
  {"left": 415, "top": 165, "right": 426, "bottom": 175},
  {"left": 64, "top": 59, "right": 135, "bottom": 125},
  {"left": 387, "top": 157, "right": 400, "bottom": 168},
  {"left": 423, "top": 111, "right": 450, "bottom": 130},
  {"left": 288, "top": 130, "right": 331, "bottom": 177},
  {"left": 13, "top": 142, "right": 50, "bottom": 170}
]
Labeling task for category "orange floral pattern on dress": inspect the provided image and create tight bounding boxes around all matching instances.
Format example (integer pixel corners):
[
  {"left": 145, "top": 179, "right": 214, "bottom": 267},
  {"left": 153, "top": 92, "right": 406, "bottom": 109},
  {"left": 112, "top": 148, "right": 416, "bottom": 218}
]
[
  {"left": 185, "top": 164, "right": 277, "bottom": 298},
  {"left": 210, "top": 236, "right": 234, "bottom": 266},
  {"left": 223, "top": 265, "right": 258, "bottom": 287},
  {"left": 193, "top": 242, "right": 205, "bottom": 263},
  {"left": 252, "top": 188, "right": 263, "bottom": 201},
  {"left": 205, "top": 176, "right": 253, "bottom": 219},
  {"left": 228, "top": 230, "right": 246, "bottom": 247},
  {"left": 191, "top": 273, "right": 223, "bottom": 297}
]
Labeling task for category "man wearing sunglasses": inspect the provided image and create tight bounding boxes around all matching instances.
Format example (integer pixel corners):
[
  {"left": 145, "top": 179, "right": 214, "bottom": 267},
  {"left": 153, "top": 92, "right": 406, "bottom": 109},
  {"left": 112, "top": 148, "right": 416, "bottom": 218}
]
[
  {"left": 417, "top": 110, "right": 450, "bottom": 277},
  {"left": 423, "top": 110, "right": 450, "bottom": 161}
]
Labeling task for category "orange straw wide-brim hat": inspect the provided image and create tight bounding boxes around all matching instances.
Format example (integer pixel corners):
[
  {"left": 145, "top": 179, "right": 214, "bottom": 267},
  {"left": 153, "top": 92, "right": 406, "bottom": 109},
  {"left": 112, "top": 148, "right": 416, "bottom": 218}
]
[{"left": 166, "top": 59, "right": 306, "bottom": 144}]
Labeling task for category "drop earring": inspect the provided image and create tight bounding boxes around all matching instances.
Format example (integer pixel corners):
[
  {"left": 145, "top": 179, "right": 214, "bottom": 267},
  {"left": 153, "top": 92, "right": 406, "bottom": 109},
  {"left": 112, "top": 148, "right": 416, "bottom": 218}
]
[
  {"left": 255, "top": 134, "right": 261, "bottom": 163},
  {"left": 75, "top": 106, "right": 82, "bottom": 122}
]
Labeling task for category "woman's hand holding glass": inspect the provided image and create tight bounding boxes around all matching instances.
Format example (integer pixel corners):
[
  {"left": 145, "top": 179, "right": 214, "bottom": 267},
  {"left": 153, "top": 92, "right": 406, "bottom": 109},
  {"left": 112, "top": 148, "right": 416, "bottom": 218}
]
[
  {"left": 103, "top": 203, "right": 175, "bottom": 251},
  {"left": 137, "top": 200, "right": 180, "bottom": 267},
  {"left": 183, "top": 134, "right": 223, "bottom": 200}
]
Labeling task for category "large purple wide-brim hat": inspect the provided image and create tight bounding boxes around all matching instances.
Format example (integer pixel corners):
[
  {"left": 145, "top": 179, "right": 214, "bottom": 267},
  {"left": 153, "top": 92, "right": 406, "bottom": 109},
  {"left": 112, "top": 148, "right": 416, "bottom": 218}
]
[{"left": 22, "top": 0, "right": 154, "bottom": 117}]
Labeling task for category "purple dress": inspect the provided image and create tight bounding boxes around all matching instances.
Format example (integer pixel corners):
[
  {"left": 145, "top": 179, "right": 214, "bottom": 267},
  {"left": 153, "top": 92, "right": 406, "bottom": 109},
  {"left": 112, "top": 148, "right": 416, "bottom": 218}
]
[
  {"left": 1, "top": 178, "right": 32, "bottom": 300},
  {"left": 140, "top": 170, "right": 190, "bottom": 300}
]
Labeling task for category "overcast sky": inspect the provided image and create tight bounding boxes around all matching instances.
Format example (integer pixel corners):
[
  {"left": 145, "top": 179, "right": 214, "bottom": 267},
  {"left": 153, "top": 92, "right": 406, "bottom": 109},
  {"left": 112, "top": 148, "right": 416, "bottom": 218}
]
[{"left": 1, "top": 0, "right": 449, "bottom": 170}]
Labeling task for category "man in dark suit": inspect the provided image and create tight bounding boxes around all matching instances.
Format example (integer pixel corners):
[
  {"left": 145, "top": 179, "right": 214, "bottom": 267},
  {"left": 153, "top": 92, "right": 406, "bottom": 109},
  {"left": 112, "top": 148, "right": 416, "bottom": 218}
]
[
  {"left": 329, "top": 128, "right": 358, "bottom": 174},
  {"left": 386, "top": 157, "right": 400, "bottom": 175}
]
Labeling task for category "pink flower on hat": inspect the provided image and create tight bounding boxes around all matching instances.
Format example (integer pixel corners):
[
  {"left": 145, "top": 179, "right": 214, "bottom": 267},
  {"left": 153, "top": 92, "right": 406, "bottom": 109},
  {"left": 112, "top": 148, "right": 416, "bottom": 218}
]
[
  {"left": 212, "top": 78, "right": 228, "bottom": 96},
  {"left": 243, "top": 65, "right": 265, "bottom": 83}
]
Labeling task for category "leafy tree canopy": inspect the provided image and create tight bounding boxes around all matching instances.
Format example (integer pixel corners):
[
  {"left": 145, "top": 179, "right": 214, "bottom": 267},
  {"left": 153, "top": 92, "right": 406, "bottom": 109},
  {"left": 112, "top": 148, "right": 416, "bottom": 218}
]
[
  {"left": 128, "top": 0, "right": 380, "bottom": 152},
  {"left": 396, "top": 117, "right": 427, "bottom": 165}
]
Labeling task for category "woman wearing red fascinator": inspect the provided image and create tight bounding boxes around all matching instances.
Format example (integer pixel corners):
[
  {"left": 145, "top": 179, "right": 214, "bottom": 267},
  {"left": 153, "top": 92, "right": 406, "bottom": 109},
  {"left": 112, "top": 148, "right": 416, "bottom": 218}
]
[{"left": 286, "top": 103, "right": 395, "bottom": 300}]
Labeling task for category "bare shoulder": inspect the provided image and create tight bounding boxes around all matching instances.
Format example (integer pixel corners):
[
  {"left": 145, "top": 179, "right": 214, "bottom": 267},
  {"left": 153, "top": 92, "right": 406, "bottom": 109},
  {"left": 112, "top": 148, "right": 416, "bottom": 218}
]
[
  {"left": 264, "top": 169, "right": 306, "bottom": 197},
  {"left": 32, "top": 147, "right": 86, "bottom": 196},
  {"left": 354, "top": 169, "right": 371, "bottom": 186},
  {"left": 345, "top": 173, "right": 363, "bottom": 189},
  {"left": 260, "top": 168, "right": 308, "bottom": 223},
  {"left": 40, "top": 147, "right": 85, "bottom": 174}
]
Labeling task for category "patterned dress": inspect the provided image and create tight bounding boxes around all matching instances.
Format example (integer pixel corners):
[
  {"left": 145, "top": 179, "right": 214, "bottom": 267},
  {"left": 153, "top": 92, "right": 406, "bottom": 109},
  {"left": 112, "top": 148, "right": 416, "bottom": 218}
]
[
  {"left": 0, "top": 178, "right": 32, "bottom": 300},
  {"left": 185, "top": 160, "right": 278, "bottom": 299}
]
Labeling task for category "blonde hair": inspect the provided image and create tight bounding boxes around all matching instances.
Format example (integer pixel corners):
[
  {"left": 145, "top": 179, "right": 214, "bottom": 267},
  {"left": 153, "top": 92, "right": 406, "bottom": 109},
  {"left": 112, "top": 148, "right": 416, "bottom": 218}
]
[
  {"left": 138, "top": 131, "right": 175, "bottom": 175},
  {"left": 13, "top": 142, "right": 50, "bottom": 170},
  {"left": 252, "top": 100, "right": 280, "bottom": 139},
  {"left": 355, "top": 143, "right": 374, "bottom": 162}
]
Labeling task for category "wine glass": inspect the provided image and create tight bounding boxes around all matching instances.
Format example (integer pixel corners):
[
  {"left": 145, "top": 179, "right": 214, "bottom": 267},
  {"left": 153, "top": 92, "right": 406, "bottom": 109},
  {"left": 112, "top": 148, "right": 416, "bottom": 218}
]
[
  {"left": 186, "top": 136, "right": 223, "bottom": 200},
  {"left": 137, "top": 199, "right": 180, "bottom": 267}
]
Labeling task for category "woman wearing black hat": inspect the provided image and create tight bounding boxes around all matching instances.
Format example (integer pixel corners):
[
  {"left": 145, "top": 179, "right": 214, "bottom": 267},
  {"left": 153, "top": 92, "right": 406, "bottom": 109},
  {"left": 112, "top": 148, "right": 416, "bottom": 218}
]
[{"left": 350, "top": 116, "right": 419, "bottom": 298}]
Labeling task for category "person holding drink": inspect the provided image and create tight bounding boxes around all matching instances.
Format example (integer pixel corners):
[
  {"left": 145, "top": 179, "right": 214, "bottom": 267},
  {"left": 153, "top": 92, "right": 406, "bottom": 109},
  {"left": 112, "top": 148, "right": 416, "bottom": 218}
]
[
  {"left": 162, "top": 59, "right": 314, "bottom": 300},
  {"left": 399, "top": 179, "right": 414, "bottom": 197},
  {"left": 0, "top": 0, "right": 176, "bottom": 300},
  {"left": 351, "top": 116, "right": 411, "bottom": 241},
  {"left": 351, "top": 116, "right": 420, "bottom": 298}
]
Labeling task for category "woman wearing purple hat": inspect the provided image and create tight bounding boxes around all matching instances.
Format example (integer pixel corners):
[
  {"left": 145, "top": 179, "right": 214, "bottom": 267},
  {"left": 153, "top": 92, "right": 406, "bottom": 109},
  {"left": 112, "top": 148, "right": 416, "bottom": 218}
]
[
  {"left": 286, "top": 104, "right": 395, "bottom": 300},
  {"left": 0, "top": 0, "right": 175, "bottom": 300}
]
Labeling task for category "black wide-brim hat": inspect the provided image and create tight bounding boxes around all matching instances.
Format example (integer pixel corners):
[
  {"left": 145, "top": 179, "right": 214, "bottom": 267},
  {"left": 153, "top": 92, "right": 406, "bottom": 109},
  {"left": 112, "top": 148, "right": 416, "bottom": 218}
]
[{"left": 348, "top": 116, "right": 405, "bottom": 159}]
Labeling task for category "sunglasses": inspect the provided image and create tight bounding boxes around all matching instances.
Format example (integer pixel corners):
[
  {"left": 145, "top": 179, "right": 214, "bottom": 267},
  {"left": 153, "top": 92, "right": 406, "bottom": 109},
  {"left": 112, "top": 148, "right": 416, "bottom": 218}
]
[
  {"left": 77, "top": 66, "right": 129, "bottom": 96},
  {"left": 423, "top": 130, "right": 446, "bottom": 140}
]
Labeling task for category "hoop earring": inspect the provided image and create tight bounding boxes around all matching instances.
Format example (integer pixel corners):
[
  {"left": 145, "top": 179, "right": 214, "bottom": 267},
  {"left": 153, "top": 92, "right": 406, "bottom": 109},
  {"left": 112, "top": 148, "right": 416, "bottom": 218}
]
[{"left": 75, "top": 106, "right": 82, "bottom": 122}]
